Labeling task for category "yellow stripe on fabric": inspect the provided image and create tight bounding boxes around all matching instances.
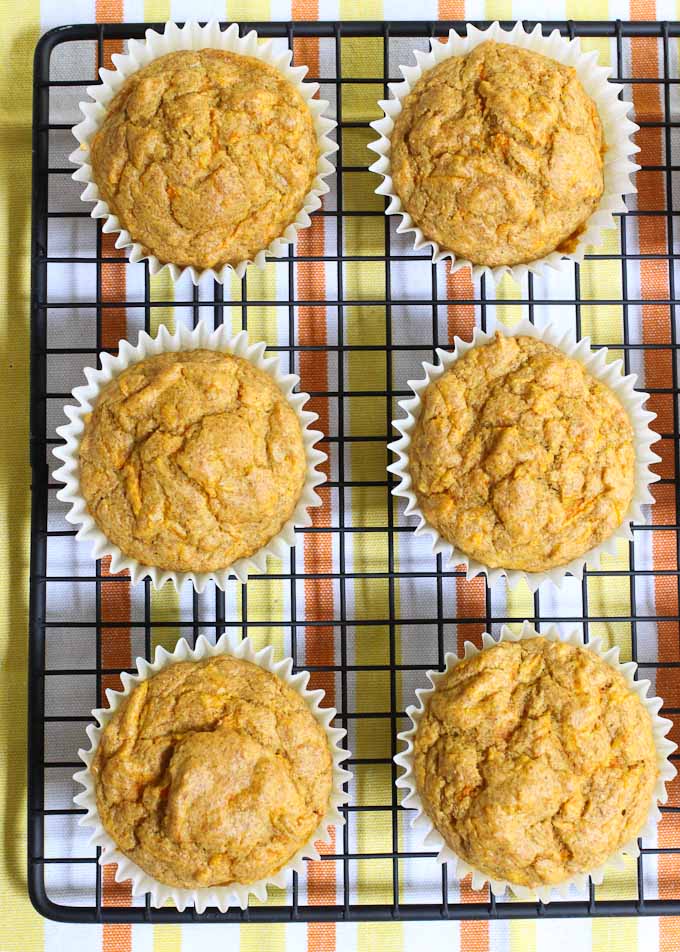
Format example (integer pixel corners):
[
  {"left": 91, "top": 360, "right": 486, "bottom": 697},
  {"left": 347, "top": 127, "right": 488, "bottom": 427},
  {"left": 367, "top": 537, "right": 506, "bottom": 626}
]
[
  {"left": 227, "top": 0, "right": 271, "bottom": 19},
  {"left": 244, "top": 263, "right": 283, "bottom": 347},
  {"left": 144, "top": 0, "right": 171, "bottom": 20},
  {"left": 234, "top": 261, "right": 286, "bottom": 665},
  {"left": 356, "top": 923, "right": 403, "bottom": 951},
  {"left": 339, "top": 2, "right": 394, "bottom": 911},
  {"left": 568, "top": 0, "right": 610, "bottom": 23},
  {"left": 338, "top": 20, "right": 384, "bottom": 215},
  {"left": 150, "top": 585, "right": 181, "bottom": 654},
  {"left": 484, "top": 0, "right": 512, "bottom": 18},
  {"left": 510, "top": 921, "right": 536, "bottom": 952},
  {"left": 586, "top": 531, "right": 633, "bottom": 660},
  {"left": 0, "top": 2, "right": 43, "bottom": 949},
  {"left": 347, "top": 299, "right": 394, "bottom": 904},
  {"left": 343, "top": 127, "right": 376, "bottom": 168},
  {"left": 594, "top": 854, "right": 639, "bottom": 903},
  {"left": 494, "top": 276, "right": 522, "bottom": 329},
  {"left": 578, "top": 228, "right": 625, "bottom": 353},
  {"left": 593, "top": 918, "right": 639, "bottom": 951},
  {"left": 240, "top": 923, "right": 286, "bottom": 952},
  {"left": 339, "top": 0, "right": 383, "bottom": 20},
  {"left": 148, "top": 268, "right": 176, "bottom": 338},
  {"left": 148, "top": 272, "right": 176, "bottom": 335},
  {"left": 153, "top": 923, "right": 182, "bottom": 952}
]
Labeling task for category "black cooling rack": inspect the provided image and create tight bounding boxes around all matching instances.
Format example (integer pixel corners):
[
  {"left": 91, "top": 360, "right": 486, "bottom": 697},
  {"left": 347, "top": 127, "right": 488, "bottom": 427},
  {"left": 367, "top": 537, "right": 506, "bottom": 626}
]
[{"left": 29, "top": 19, "right": 680, "bottom": 923}]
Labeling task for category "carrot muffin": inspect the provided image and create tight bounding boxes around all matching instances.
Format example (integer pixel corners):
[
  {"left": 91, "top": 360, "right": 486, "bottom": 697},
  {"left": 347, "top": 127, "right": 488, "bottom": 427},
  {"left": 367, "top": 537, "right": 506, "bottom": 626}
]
[
  {"left": 79, "top": 349, "right": 307, "bottom": 573},
  {"left": 413, "top": 637, "right": 658, "bottom": 888},
  {"left": 89, "top": 49, "right": 319, "bottom": 270},
  {"left": 390, "top": 41, "right": 604, "bottom": 267},
  {"left": 409, "top": 333, "right": 635, "bottom": 573},
  {"left": 92, "top": 655, "right": 333, "bottom": 889}
]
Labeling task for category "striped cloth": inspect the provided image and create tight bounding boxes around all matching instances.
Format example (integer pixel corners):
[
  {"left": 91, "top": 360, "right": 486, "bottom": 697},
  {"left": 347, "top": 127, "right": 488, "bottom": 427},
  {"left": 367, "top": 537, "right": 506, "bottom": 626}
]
[{"left": 2, "top": 1, "right": 680, "bottom": 950}]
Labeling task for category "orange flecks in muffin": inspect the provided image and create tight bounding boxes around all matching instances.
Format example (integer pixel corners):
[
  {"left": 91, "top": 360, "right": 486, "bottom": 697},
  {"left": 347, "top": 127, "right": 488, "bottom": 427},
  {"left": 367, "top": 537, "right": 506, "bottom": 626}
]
[
  {"left": 390, "top": 42, "right": 604, "bottom": 267},
  {"left": 409, "top": 333, "right": 635, "bottom": 573},
  {"left": 414, "top": 638, "right": 658, "bottom": 888},
  {"left": 92, "top": 656, "right": 333, "bottom": 888},
  {"left": 79, "top": 350, "right": 306, "bottom": 573},
  {"left": 90, "top": 49, "right": 318, "bottom": 269}
]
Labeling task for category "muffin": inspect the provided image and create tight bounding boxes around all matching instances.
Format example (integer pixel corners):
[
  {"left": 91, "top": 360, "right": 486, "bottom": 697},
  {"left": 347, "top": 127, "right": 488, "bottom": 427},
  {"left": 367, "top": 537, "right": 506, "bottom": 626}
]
[
  {"left": 89, "top": 49, "right": 319, "bottom": 270},
  {"left": 413, "top": 636, "right": 659, "bottom": 889},
  {"left": 390, "top": 41, "right": 604, "bottom": 267},
  {"left": 409, "top": 332, "right": 635, "bottom": 573},
  {"left": 91, "top": 654, "right": 334, "bottom": 889},
  {"left": 78, "top": 348, "right": 307, "bottom": 573}
]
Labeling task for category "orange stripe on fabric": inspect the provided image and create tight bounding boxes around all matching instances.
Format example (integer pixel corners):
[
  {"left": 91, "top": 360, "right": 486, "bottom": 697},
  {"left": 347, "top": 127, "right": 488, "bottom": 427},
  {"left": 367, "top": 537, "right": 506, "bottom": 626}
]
[
  {"left": 631, "top": 1, "right": 679, "bottom": 934},
  {"left": 292, "top": 0, "right": 320, "bottom": 21},
  {"left": 95, "top": 1, "right": 124, "bottom": 70},
  {"left": 446, "top": 262, "right": 487, "bottom": 934},
  {"left": 94, "top": 0, "right": 132, "bottom": 923},
  {"left": 100, "top": 251, "right": 132, "bottom": 932},
  {"left": 102, "top": 862, "right": 131, "bottom": 949},
  {"left": 438, "top": 0, "right": 465, "bottom": 17},
  {"left": 293, "top": 26, "right": 337, "bottom": 932},
  {"left": 446, "top": 269, "right": 475, "bottom": 346}
]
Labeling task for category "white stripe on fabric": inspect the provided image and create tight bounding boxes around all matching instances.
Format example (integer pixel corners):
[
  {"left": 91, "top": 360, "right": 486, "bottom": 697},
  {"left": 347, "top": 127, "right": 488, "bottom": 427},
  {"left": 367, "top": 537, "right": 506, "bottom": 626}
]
[
  {"left": 403, "top": 920, "right": 460, "bottom": 952},
  {"left": 182, "top": 922, "right": 242, "bottom": 950},
  {"left": 537, "top": 916, "right": 592, "bottom": 950},
  {"left": 130, "top": 922, "right": 154, "bottom": 952},
  {"left": 45, "top": 920, "right": 102, "bottom": 952}
]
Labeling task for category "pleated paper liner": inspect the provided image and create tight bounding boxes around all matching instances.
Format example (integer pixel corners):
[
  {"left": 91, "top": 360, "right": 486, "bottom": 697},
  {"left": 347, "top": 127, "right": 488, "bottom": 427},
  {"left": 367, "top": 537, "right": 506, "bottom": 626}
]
[
  {"left": 369, "top": 20, "right": 639, "bottom": 284},
  {"left": 70, "top": 19, "right": 337, "bottom": 283},
  {"left": 395, "top": 622, "right": 677, "bottom": 903},
  {"left": 52, "top": 321, "right": 327, "bottom": 592},
  {"left": 74, "top": 632, "right": 352, "bottom": 912},
  {"left": 388, "top": 318, "right": 660, "bottom": 592}
]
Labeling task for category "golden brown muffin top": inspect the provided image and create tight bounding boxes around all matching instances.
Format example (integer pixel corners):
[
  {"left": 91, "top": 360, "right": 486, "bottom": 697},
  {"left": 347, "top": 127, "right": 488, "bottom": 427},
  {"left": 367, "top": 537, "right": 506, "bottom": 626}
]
[
  {"left": 90, "top": 49, "right": 318, "bottom": 270},
  {"left": 79, "top": 349, "right": 307, "bottom": 573},
  {"left": 92, "top": 656, "right": 333, "bottom": 889},
  {"left": 414, "top": 637, "right": 658, "bottom": 889},
  {"left": 410, "top": 333, "right": 635, "bottom": 573},
  {"left": 390, "top": 41, "right": 604, "bottom": 267}
]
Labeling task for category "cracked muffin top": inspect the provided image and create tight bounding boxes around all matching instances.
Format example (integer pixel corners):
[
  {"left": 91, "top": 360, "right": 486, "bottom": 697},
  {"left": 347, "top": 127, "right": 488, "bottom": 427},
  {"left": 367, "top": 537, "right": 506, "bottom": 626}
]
[
  {"left": 92, "top": 655, "right": 333, "bottom": 889},
  {"left": 79, "top": 349, "right": 307, "bottom": 573},
  {"left": 390, "top": 41, "right": 604, "bottom": 267},
  {"left": 409, "top": 333, "right": 635, "bottom": 573},
  {"left": 89, "top": 49, "right": 318, "bottom": 270},
  {"left": 413, "top": 637, "right": 658, "bottom": 889}
]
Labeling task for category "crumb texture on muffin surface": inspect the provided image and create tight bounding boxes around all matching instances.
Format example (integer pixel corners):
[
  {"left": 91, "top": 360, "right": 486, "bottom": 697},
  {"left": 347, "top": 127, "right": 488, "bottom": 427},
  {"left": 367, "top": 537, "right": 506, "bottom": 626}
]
[
  {"left": 90, "top": 49, "right": 318, "bottom": 270},
  {"left": 409, "top": 333, "right": 635, "bottom": 573},
  {"left": 414, "top": 638, "right": 658, "bottom": 888},
  {"left": 79, "top": 349, "right": 307, "bottom": 573},
  {"left": 390, "top": 41, "right": 604, "bottom": 267},
  {"left": 92, "top": 656, "right": 333, "bottom": 889}
]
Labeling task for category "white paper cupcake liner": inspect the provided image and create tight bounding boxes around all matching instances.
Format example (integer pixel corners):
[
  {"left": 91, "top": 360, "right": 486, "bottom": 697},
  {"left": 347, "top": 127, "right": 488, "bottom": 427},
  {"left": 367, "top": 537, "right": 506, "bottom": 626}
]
[
  {"left": 52, "top": 321, "right": 327, "bottom": 591},
  {"left": 368, "top": 20, "right": 639, "bottom": 283},
  {"left": 395, "top": 622, "right": 677, "bottom": 903},
  {"left": 73, "top": 632, "right": 352, "bottom": 913},
  {"left": 70, "top": 20, "right": 337, "bottom": 283},
  {"left": 388, "top": 318, "right": 660, "bottom": 592}
]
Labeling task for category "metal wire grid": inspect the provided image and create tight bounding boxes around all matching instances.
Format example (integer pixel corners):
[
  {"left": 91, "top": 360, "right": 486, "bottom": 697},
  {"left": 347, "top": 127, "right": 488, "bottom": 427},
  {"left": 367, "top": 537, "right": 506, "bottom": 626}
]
[{"left": 29, "top": 20, "right": 680, "bottom": 923}]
